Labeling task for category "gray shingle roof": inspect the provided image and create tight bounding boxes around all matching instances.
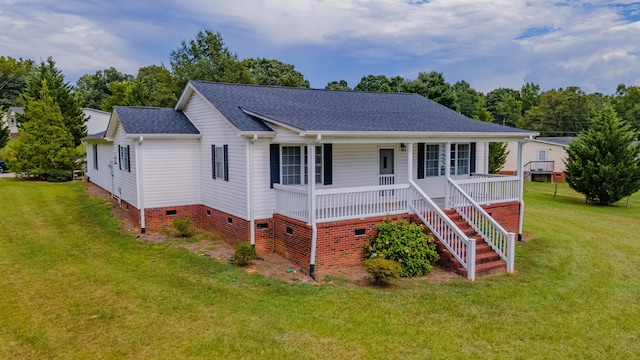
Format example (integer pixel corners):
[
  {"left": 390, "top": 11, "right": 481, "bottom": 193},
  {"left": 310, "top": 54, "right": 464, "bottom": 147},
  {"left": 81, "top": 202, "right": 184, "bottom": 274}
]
[
  {"left": 114, "top": 106, "right": 199, "bottom": 135},
  {"left": 535, "top": 137, "right": 577, "bottom": 146},
  {"left": 190, "top": 81, "right": 532, "bottom": 134},
  {"left": 84, "top": 130, "right": 106, "bottom": 139}
]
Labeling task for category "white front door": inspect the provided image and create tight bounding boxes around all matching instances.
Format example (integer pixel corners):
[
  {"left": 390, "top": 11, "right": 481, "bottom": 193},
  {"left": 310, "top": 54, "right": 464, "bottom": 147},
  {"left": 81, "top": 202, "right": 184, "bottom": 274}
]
[{"left": 536, "top": 149, "right": 548, "bottom": 171}]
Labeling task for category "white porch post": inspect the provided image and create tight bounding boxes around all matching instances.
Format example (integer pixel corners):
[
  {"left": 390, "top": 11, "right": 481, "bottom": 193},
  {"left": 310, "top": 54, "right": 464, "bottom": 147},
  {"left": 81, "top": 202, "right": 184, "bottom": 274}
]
[
  {"left": 407, "top": 142, "right": 413, "bottom": 182},
  {"left": 307, "top": 144, "right": 318, "bottom": 279},
  {"left": 517, "top": 141, "right": 525, "bottom": 241},
  {"left": 444, "top": 142, "right": 452, "bottom": 209}
]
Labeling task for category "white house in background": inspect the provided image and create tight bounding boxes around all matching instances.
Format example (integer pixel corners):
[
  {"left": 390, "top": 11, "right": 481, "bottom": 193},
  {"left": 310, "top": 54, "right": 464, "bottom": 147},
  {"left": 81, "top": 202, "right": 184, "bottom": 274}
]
[
  {"left": 1, "top": 106, "right": 22, "bottom": 139},
  {"left": 85, "top": 81, "right": 537, "bottom": 280},
  {"left": 502, "top": 137, "right": 576, "bottom": 183},
  {"left": 83, "top": 108, "right": 111, "bottom": 136}
]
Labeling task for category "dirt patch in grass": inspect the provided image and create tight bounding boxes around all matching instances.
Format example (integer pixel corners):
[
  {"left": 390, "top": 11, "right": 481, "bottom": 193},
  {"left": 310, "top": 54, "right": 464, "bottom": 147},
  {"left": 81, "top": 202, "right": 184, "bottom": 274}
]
[{"left": 84, "top": 181, "right": 457, "bottom": 286}]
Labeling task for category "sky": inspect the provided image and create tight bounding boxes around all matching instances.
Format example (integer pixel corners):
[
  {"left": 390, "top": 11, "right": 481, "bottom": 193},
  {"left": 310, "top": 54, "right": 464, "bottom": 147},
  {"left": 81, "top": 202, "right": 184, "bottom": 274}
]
[{"left": 1, "top": 0, "right": 640, "bottom": 94}]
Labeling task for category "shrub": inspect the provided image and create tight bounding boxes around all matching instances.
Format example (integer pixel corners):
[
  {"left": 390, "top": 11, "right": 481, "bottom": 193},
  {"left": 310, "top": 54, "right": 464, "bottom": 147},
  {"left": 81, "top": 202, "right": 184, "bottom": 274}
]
[
  {"left": 172, "top": 216, "right": 194, "bottom": 237},
  {"left": 365, "top": 217, "right": 439, "bottom": 277},
  {"left": 364, "top": 258, "right": 400, "bottom": 285},
  {"left": 233, "top": 242, "right": 256, "bottom": 267}
]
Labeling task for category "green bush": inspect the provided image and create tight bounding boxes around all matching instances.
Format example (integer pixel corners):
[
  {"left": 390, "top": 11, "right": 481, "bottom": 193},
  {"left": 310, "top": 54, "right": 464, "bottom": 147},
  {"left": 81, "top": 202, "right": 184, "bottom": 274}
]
[
  {"left": 364, "top": 258, "right": 401, "bottom": 285},
  {"left": 233, "top": 242, "right": 257, "bottom": 267},
  {"left": 172, "top": 216, "right": 194, "bottom": 237},
  {"left": 365, "top": 217, "right": 439, "bottom": 277}
]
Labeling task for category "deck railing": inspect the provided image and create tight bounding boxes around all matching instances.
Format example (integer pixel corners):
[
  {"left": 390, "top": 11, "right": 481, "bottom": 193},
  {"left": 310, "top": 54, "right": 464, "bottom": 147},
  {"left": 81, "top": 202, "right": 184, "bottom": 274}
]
[
  {"left": 524, "top": 160, "right": 555, "bottom": 173},
  {"left": 447, "top": 178, "right": 515, "bottom": 273},
  {"left": 408, "top": 181, "right": 476, "bottom": 280},
  {"left": 455, "top": 175, "right": 519, "bottom": 205}
]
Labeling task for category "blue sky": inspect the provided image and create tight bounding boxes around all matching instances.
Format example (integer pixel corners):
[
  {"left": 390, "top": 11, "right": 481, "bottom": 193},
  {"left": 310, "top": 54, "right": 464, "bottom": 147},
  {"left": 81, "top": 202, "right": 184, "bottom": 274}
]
[{"left": 1, "top": 0, "right": 640, "bottom": 94}]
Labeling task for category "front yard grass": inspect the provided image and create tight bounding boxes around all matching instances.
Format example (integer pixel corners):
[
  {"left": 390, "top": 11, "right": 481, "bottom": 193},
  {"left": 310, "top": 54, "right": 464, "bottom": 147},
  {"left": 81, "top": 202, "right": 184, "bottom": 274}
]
[{"left": 0, "top": 178, "right": 638, "bottom": 359}]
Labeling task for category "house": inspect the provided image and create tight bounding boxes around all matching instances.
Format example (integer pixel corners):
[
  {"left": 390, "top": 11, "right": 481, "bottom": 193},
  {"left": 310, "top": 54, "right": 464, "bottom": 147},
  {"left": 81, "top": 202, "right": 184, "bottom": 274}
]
[
  {"left": 2, "top": 107, "right": 108, "bottom": 141},
  {"left": 84, "top": 81, "right": 537, "bottom": 280},
  {"left": 83, "top": 108, "right": 111, "bottom": 136},
  {"left": 502, "top": 137, "right": 576, "bottom": 183},
  {"left": 1, "top": 106, "right": 22, "bottom": 139}
]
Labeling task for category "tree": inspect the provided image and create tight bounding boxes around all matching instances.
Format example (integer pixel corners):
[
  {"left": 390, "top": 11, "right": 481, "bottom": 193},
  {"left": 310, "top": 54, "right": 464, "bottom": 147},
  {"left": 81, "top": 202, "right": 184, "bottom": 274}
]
[
  {"left": 242, "top": 58, "right": 309, "bottom": 87},
  {"left": 0, "top": 56, "right": 34, "bottom": 109},
  {"left": 611, "top": 84, "right": 640, "bottom": 135},
  {"left": 100, "top": 81, "right": 130, "bottom": 112},
  {"left": 170, "top": 30, "right": 251, "bottom": 91},
  {"left": 354, "top": 75, "right": 394, "bottom": 92},
  {"left": 401, "top": 71, "right": 455, "bottom": 108},
  {"left": 0, "top": 108, "right": 9, "bottom": 149},
  {"left": 488, "top": 143, "right": 508, "bottom": 174},
  {"left": 75, "top": 67, "right": 133, "bottom": 109},
  {"left": 486, "top": 88, "right": 522, "bottom": 127},
  {"left": 520, "top": 87, "right": 596, "bottom": 136},
  {"left": 520, "top": 82, "right": 540, "bottom": 116},
  {"left": 452, "top": 80, "right": 483, "bottom": 118},
  {"left": 19, "top": 57, "right": 87, "bottom": 146},
  {"left": 135, "top": 65, "right": 177, "bottom": 107},
  {"left": 325, "top": 80, "right": 351, "bottom": 91},
  {"left": 7, "top": 81, "right": 76, "bottom": 181},
  {"left": 565, "top": 105, "right": 640, "bottom": 205}
]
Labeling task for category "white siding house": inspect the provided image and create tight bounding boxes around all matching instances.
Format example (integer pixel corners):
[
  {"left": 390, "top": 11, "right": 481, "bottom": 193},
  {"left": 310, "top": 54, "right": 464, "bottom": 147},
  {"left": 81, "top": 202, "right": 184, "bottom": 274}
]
[{"left": 85, "top": 81, "right": 538, "bottom": 279}]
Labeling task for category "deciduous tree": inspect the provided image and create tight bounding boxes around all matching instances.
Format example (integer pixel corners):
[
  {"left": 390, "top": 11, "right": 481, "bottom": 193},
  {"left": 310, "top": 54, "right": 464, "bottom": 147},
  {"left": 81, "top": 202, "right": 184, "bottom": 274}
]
[
  {"left": 520, "top": 87, "right": 596, "bottom": 136},
  {"left": 325, "top": 80, "right": 351, "bottom": 91},
  {"left": 242, "top": 58, "right": 309, "bottom": 87},
  {"left": 565, "top": 105, "right": 640, "bottom": 205},
  {"left": 0, "top": 56, "right": 34, "bottom": 109},
  {"left": 401, "top": 71, "right": 455, "bottom": 108},
  {"left": 75, "top": 67, "right": 133, "bottom": 109}
]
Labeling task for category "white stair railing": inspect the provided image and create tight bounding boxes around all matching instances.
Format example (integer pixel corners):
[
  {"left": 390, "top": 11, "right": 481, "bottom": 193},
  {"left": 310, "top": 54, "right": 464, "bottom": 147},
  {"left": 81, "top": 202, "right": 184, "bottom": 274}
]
[
  {"left": 409, "top": 181, "right": 476, "bottom": 280},
  {"left": 448, "top": 179, "right": 515, "bottom": 273}
]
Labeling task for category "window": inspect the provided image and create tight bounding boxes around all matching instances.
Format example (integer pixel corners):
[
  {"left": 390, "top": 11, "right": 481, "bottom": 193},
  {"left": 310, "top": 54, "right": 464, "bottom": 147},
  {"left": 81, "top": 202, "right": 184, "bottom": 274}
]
[
  {"left": 211, "top": 145, "right": 229, "bottom": 181},
  {"left": 424, "top": 144, "right": 445, "bottom": 177},
  {"left": 92, "top": 144, "right": 98, "bottom": 170},
  {"left": 450, "top": 143, "right": 470, "bottom": 175},
  {"left": 281, "top": 145, "right": 322, "bottom": 185},
  {"left": 118, "top": 145, "right": 130, "bottom": 172}
]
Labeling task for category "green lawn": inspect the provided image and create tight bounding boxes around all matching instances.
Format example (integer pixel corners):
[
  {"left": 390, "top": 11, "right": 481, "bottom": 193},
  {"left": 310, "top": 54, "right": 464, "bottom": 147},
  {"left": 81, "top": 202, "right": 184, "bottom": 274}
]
[{"left": 1, "top": 179, "right": 639, "bottom": 359}]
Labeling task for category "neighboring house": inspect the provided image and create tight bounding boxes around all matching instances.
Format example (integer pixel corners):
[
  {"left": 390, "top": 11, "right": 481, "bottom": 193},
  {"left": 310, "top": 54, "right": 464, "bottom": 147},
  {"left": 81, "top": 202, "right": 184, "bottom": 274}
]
[
  {"left": 83, "top": 108, "right": 111, "bottom": 136},
  {"left": 2, "top": 107, "right": 107, "bottom": 141},
  {"left": 1, "top": 106, "right": 22, "bottom": 139},
  {"left": 85, "top": 81, "right": 537, "bottom": 280},
  {"left": 502, "top": 137, "right": 576, "bottom": 183}
]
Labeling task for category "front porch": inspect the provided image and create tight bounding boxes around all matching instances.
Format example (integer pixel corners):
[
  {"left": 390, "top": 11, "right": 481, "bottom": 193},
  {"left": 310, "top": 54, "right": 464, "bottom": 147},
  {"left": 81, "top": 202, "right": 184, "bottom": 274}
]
[{"left": 273, "top": 174, "right": 522, "bottom": 280}]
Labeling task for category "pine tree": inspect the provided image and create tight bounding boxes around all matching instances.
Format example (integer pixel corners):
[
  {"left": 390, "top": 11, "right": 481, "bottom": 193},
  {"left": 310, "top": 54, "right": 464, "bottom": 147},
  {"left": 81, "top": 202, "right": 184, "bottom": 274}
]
[
  {"left": 8, "top": 80, "right": 76, "bottom": 181},
  {"left": 488, "top": 142, "right": 509, "bottom": 174},
  {"left": 19, "top": 57, "right": 87, "bottom": 146},
  {"left": 565, "top": 105, "right": 640, "bottom": 205}
]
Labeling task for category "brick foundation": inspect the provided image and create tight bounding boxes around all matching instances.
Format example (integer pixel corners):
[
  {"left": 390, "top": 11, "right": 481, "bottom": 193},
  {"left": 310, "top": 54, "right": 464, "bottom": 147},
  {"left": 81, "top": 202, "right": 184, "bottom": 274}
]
[
  {"left": 118, "top": 199, "right": 521, "bottom": 273},
  {"left": 552, "top": 172, "right": 566, "bottom": 183}
]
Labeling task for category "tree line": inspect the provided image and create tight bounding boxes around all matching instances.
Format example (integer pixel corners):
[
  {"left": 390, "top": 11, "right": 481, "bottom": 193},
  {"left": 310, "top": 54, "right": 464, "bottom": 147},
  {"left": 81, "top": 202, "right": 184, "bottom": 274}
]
[{"left": 0, "top": 29, "right": 639, "bottom": 190}]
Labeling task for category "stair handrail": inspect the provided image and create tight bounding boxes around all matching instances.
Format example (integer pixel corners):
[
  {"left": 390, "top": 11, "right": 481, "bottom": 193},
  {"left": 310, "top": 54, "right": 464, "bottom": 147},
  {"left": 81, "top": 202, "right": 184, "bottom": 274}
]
[
  {"left": 447, "top": 178, "right": 515, "bottom": 273},
  {"left": 408, "top": 181, "right": 476, "bottom": 280}
]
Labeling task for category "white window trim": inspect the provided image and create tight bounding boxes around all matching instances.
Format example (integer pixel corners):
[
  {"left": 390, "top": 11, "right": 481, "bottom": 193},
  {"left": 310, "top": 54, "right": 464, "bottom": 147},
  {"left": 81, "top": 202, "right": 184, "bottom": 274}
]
[
  {"left": 450, "top": 143, "right": 470, "bottom": 176},
  {"left": 281, "top": 145, "right": 323, "bottom": 185}
]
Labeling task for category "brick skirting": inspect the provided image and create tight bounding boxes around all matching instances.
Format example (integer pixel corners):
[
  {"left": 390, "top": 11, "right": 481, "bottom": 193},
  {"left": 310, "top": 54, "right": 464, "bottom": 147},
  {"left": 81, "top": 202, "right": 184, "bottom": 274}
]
[{"left": 122, "top": 202, "right": 522, "bottom": 273}]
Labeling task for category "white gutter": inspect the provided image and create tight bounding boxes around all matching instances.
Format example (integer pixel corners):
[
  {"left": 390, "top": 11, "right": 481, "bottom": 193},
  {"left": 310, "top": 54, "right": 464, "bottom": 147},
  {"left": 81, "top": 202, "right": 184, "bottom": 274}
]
[
  {"left": 135, "top": 136, "right": 146, "bottom": 234},
  {"left": 517, "top": 141, "right": 525, "bottom": 241}
]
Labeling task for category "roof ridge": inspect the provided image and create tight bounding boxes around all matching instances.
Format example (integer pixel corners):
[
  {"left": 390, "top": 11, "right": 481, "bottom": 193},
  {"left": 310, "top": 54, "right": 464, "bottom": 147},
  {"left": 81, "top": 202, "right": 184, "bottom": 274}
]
[{"left": 189, "top": 80, "right": 419, "bottom": 96}]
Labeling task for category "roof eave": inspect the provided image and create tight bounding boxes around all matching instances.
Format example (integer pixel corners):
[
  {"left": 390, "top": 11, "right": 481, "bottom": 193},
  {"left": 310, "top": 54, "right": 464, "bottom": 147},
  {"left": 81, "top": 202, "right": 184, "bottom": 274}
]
[
  {"left": 302, "top": 130, "right": 539, "bottom": 139},
  {"left": 125, "top": 133, "right": 203, "bottom": 140}
]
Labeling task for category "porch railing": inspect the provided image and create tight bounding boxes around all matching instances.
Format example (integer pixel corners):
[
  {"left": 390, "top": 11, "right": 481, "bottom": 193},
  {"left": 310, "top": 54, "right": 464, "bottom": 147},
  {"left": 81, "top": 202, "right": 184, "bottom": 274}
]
[
  {"left": 447, "top": 178, "right": 515, "bottom": 273},
  {"left": 455, "top": 175, "right": 519, "bottom": 205},
  {"left": 409, "top": 181, "right": 476, "bottom": 280},
  {"left": 273, "top": 184, "right": 309, "bottom": 222},
  {"left": 315, "top": 184, "right": 409, "bottom": 222}
]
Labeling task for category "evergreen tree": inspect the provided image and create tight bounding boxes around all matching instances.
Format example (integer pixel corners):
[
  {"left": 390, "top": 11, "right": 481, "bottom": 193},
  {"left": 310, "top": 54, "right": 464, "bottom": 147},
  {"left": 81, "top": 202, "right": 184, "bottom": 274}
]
[
  {"left": 19, "top": 57, "right": 87, "bottom": 146},
  {"left": 565, "top": 105, "right": 640, "bottom": 205},
  {"left": 0, "top": 109, "right": 9, "bottom": 149},
  {"left": 8, "top": 81, "right": 76, "bottom": 181},
  {"left": 488, "top": 142, "right": 508, "bottom": 174}
]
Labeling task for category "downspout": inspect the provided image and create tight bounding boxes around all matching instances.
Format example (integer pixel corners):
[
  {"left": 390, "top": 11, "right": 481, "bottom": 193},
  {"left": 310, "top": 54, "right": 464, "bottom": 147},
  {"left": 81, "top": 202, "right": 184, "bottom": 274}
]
[
  {"left": 247, "top": 134, "right": 258, "bottom": 247},
  {"left": 517, "top": 141, "right": 525, "bottom": 242},
  {"left": 407, "top": 143, "right": 413, "bottom": 213},
  {"left": 135, "top": 136, "right": 146, "bottom": 234},
  {"left": 308, "top": 141, "right": 318, "bottom": 281}
]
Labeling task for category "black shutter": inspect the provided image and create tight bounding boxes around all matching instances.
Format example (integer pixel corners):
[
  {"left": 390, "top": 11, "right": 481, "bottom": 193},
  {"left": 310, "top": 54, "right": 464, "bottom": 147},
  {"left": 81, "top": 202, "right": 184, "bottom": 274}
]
[
  {"left": 270, "top": 144, "right": 280, "bottom": 188},
  {"left": 323, "top": 143, "right": 332, "bottom": 185},
  {"left": 126, "top": 145, "right": 131, "bottom": 173},
  {"left": 470, "top": 142, "right": 476, "bottom": 174},
  {"left": 118, "top": 145, "right": 122, "bottom": 170},
  {"left": 417, "top": 143, "right": 425, "bottom": 179},
  {"left": 211, "top": 145, "right": 216, "bottom": 179},
  {"left": 223, "top": 145, "right": 229, "bottom": 181}
]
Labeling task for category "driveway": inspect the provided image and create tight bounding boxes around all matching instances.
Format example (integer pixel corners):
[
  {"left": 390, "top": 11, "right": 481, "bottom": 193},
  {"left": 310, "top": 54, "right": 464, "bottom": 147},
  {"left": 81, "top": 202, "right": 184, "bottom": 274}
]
[{"left": 0, "top": 172, "right": 15, "bottom": 178}]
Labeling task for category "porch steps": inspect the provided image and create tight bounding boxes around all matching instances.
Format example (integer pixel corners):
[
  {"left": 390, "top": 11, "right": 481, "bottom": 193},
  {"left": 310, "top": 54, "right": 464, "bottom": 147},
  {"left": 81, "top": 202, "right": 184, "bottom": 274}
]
[{"left": 439, "top": 210, "right": 506, "bottom": 279}]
